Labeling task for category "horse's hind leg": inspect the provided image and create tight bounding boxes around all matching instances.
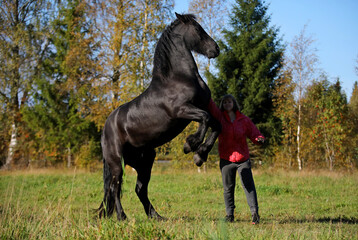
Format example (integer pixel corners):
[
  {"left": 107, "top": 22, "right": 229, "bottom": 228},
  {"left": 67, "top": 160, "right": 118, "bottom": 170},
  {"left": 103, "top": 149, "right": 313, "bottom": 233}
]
[
  {"left": 134, "top": 148, "right": 164, "bottom": 220},
  {"left": 99, "top": 155, "right": 127, "bottom": 220},
  {"left": 98, "top": 159, "right": 115, "bottom": 218},
  {"left": 111, "top": 164, "right": 127, "bottom": 221}
]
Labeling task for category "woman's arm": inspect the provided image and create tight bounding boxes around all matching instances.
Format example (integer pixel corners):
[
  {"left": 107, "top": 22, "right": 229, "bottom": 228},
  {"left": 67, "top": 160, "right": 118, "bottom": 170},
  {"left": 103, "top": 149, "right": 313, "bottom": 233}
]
[
  {"left": 246, "top": 118, "right": 265, "bottom": 145},
  {"left": 207, "top": 98, "right": 222, "bottom": 121}
]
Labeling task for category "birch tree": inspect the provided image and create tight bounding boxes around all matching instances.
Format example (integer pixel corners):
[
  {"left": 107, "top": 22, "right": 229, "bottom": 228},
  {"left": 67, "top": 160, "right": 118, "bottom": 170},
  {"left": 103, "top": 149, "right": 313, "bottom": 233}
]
[
  {"left": 0, "top": 0, "right": 50, "bottom": 169},
  {"left": 129, "top": 0, "right": 174, "bottom": 91},
  {"left": 285, "top": 25, "right": 318, "bottom": 170},
  {"left": 85, "top": 0, "right": 173, "bottom": 129}
]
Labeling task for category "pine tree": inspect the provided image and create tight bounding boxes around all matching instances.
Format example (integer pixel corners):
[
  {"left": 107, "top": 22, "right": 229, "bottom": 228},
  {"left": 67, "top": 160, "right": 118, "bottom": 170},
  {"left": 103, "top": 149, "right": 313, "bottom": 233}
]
[
  {"left": 22, "top": 0, "right": 101, "bottom": 166},
  {"left": 206, "top": 0, "right": 284, "bottom": 145}
]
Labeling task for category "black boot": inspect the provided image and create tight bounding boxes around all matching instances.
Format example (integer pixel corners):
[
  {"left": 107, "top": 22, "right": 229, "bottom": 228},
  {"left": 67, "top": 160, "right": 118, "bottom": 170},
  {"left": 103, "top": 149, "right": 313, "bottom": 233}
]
[{"left": 225, "top": 215, "right": 234, "bottom": 222}]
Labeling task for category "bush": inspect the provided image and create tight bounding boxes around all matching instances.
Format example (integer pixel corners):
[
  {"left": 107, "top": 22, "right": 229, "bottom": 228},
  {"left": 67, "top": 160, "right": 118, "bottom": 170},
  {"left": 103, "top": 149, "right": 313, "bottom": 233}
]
[{"left": 75, "top": 139, "right": 101, "bottom": 169}]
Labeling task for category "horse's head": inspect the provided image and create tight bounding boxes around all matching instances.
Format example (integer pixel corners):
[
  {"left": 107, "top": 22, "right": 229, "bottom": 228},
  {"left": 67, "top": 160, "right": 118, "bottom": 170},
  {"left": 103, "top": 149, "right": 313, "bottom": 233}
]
[{"left": 175, "top": 13, "right": 220, "bottom": 59}]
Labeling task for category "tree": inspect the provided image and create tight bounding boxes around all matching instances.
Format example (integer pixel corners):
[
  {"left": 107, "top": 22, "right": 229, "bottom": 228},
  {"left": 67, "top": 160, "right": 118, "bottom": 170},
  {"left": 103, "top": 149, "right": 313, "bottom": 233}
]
[
  {"left": 1, "top": 0, "right": 176, "bottom": 168},
  {"left": 285, "top": 25, "right": 318, "bottom": 170},
  {"left": 348, "top": 81, "right": 358, "bottom": 167},
  {"left": 206, "top": 0, "right": 284, "bottom": 161},
  {"left": 0, "top": 0, "right": 50, "bottom": 169},
  {"left": 304, "top": 78, "right": 349, "bottom": 170},
  {"left": 22, "top": 0, "right": 101, "bottom": 167},
  {"left": 350, "top": 82, "right": 358, "bottom": 121},
  {"left": 84, "top": 0, "right": 173, "bottom": 130},
  {"left": 349, "top": 56, "right": 358, "bottom": 168},
  {"left": 272, "top": 69, "right": 297, "bottom": 167},
  {"left": 22, "top": 79, "right": 99, "bottom": 167},
  {"left": 0, "top": 102, "right": 9, "bottom": 166},
  {"left": 355, "top": 54, "right": 358, "bottom": 76},
  {"left": 132, "top": 0, "right": 174, "bottom": 90}
]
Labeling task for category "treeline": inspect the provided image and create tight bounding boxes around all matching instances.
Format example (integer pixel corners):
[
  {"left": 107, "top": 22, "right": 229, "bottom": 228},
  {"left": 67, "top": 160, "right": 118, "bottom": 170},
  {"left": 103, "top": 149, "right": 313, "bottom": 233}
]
[
  {"left": 0, "top": 0, "right": 357, "bottom": 170},
  {"left": 205, "top": 1, "right": 358, "bottom": 171},
  {"left": 0, "top": 0, "right": 174, "bottom": 169}
]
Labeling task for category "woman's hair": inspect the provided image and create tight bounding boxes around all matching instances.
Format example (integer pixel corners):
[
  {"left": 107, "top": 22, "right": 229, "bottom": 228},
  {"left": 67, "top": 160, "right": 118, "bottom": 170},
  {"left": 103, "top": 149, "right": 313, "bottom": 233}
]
[{"left": 219, "top": 94, "right": 241, "bottom": 112}]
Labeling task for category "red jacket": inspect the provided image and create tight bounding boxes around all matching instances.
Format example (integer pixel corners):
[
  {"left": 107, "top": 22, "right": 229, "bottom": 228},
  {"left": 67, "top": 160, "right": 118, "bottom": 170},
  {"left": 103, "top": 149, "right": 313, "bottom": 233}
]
[{"left": 208, "top": 99, "right": 265, "bottom": 163}]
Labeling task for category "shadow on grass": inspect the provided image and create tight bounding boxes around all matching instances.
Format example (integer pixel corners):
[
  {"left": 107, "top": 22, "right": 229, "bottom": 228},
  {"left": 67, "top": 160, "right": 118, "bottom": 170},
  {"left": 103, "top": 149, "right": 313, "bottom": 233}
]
[
  {"left": 170, "top": 215, "right": 358, "bottom": 225},
  {"left": 94, "top": 214, "right": 358, "bottom": 225},
  {"left": 315, "top": 216, "right": 358, "bottom": 224},
  {"left": 169, "top": 216, "right": 255, "bottom": 224},
  {"left": 277, "top": 216, "right": 358, "bottom": 225}
]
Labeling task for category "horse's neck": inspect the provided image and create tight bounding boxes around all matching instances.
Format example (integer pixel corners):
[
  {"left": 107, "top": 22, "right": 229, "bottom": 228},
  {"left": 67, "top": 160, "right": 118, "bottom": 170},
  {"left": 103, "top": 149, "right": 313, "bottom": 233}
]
[
  {"left": 153, "top": 36, "right": 199, "bottom": 79},
  {"left": 170, "top": 43, "right": 198, "bottom": 75}
]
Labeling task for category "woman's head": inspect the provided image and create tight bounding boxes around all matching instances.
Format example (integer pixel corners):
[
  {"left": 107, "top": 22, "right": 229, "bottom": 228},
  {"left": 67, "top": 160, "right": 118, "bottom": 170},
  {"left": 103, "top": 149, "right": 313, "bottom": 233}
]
[{"left": 219, "top": 94, "right": 240, "bottom": 112}]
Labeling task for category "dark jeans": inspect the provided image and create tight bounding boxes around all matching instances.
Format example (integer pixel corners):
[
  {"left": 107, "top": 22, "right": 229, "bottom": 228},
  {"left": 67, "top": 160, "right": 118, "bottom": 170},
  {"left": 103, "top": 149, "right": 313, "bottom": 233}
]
[{"left": 220, "top": 158, "right": 258, "bottom": 216}]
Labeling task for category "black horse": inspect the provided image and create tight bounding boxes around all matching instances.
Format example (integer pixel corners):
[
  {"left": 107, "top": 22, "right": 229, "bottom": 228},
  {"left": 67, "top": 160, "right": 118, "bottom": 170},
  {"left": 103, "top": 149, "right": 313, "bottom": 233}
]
[{"left": 98, "top": 13, "right": 221, "bottom": 221}]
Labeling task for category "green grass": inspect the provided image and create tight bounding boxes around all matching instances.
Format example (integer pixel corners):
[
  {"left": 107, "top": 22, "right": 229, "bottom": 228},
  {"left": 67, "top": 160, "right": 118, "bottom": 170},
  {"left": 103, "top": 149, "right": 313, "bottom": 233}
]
[{"left": 1, "top": 165, "right": 357, "bottom": 239}]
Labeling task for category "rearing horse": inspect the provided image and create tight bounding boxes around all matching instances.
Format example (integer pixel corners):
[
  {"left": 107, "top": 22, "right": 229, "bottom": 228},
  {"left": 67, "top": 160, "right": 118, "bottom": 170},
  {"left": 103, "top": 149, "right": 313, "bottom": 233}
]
[{"left": 98, "top": 13, "right": 221, "bottom": 221}]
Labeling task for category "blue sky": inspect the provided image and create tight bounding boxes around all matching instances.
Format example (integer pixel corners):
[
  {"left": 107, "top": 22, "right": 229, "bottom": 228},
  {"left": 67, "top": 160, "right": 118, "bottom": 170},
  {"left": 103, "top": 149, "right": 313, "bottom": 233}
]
[{"left": 174, "top": 0, "right": 358, "bottom": 100}]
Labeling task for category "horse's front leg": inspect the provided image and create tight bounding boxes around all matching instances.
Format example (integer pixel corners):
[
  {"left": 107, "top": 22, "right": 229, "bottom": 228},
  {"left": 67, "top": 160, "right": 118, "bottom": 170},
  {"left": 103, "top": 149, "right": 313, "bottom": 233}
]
[
  {"left": 176, "top": 104, "right": 210, "bottom": 154},
  {"left": 194, "top": 116, "right": 221, "bottom": 166},
  {"left": 183, "top": 121, "right": 208, "bottom": 154}
]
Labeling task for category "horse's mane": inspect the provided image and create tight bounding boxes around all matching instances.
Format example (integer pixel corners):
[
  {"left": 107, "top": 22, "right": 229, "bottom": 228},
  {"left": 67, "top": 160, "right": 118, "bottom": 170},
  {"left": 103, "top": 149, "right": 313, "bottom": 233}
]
[{"left": 153, "top": 14, "right": 196, "bottom": 77}]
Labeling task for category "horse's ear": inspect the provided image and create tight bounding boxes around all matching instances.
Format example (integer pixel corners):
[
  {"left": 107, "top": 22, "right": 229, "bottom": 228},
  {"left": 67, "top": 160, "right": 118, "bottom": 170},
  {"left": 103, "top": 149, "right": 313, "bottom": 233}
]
[{"left": 175, "top": 12, "right": 188, "bottom": 23}]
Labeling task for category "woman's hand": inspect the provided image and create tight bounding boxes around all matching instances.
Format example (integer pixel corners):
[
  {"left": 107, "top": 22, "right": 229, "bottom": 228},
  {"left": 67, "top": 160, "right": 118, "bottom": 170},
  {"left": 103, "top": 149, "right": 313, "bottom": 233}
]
[{"left": 256, "top": 137, "right": 265, "bottom": 144}]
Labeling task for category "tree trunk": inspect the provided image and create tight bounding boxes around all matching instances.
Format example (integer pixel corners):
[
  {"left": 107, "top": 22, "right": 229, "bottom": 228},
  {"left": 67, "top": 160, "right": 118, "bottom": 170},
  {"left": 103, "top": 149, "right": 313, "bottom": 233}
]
[
  {"left": 325, "top": 142, "right": 334, "bottom": 171},
  {"left": 67, "top": 146, "right": 72, "bottom": 168},
  {"left": 4, "top": 123, "right": 17, "bottom": 170},
  {"left": 297, "top": 103, "right": 302, "bottom": 170},
  {"left": 139, "top": 2, "right": 148, "bottom": 90}
]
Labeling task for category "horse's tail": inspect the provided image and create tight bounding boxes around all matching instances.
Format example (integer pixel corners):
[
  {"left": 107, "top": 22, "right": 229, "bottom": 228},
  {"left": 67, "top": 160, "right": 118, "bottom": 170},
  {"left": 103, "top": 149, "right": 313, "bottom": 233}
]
[{"left": 97, "top": 158, "right": 115, "bottom": 218}]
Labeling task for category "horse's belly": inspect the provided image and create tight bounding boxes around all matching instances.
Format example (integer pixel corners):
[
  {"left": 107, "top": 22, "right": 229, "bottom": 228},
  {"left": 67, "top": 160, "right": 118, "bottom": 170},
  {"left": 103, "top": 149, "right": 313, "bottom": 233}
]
[
  {"left": 126, "top": 118, "right": 190, "bottom": 148},
  {"left": 151, "top": 120, "right": 190, "bottom": 147}
]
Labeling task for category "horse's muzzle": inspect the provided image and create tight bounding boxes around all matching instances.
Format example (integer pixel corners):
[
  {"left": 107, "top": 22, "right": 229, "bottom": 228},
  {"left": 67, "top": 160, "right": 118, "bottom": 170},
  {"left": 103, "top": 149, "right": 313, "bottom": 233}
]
[{"left": 207, "top": 45, "right": 220, "bottom": 58}]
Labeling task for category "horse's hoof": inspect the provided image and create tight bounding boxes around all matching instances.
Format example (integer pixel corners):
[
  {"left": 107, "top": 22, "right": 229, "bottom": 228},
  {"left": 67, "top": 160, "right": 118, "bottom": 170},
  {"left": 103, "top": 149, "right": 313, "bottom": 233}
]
[
  {"left": 194, "top": 153, "right": 204, "bottom": 166},
  {"left": 183, "top": 142, "right": 192, "bottom": 154},
  {"left": 117, "top": 213, "right": 127, "bottom": 221},
  {"left": 155, "top": 215, "right": 167, "bottom": 221},
  {"left": 149, "top": 213, "right": 166, "bottom": 221}
]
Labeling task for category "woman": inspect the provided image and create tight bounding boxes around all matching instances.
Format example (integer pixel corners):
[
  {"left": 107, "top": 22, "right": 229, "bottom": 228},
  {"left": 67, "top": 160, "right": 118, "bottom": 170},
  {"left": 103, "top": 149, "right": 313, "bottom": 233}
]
[{"left": 208, "top": 94, "right": 265, "bottom": 224}]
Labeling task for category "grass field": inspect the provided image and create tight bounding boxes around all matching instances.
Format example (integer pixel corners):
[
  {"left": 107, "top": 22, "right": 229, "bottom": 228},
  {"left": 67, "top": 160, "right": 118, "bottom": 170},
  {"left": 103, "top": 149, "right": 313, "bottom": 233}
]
[{"left": 1, "top": 163, "right": 357, "bottom": 239}]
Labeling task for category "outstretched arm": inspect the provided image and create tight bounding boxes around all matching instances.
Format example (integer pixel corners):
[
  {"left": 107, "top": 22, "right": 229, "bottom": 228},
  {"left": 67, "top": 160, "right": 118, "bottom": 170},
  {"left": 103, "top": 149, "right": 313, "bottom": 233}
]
[
  {"left": 246, "top": 118, "right": 265, "bottom": 145},
  {"left": 207, "top": 98, "right": 222, "bottom": 121}
]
